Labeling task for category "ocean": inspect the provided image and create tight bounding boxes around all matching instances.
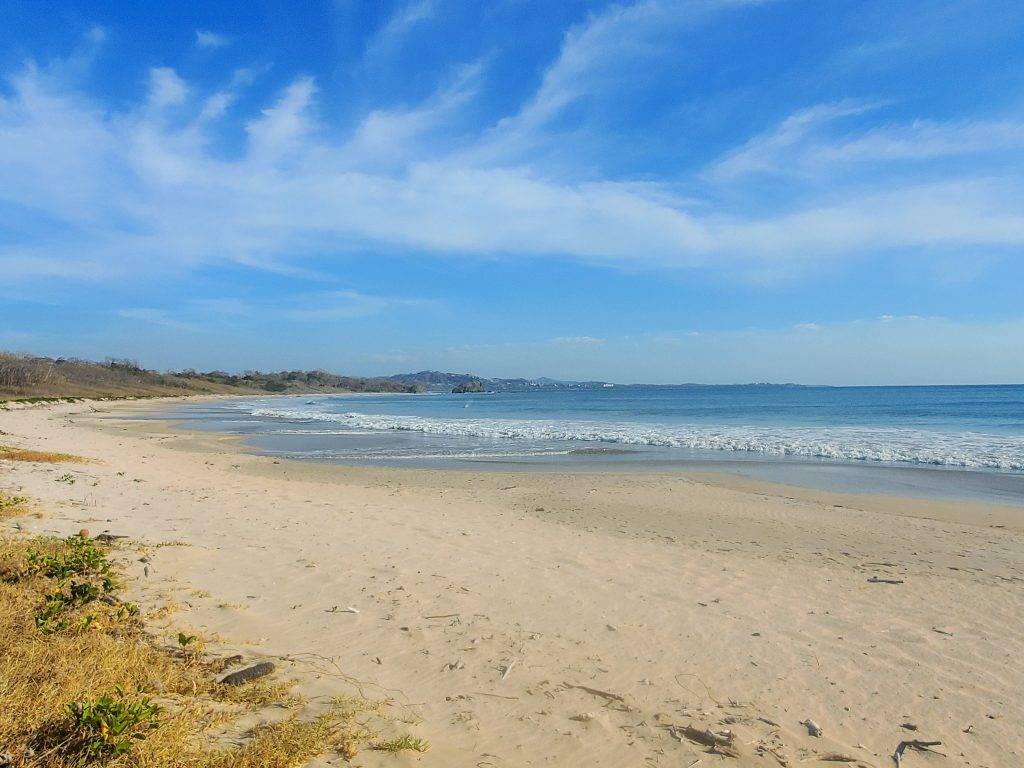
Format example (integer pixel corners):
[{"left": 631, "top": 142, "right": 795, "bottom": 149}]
[{"left": 161, "top": 384, "right": 1024, "bottom": 505}]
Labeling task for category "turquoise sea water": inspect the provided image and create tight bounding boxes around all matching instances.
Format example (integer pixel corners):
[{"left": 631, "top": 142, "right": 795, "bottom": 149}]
[{"left": 163, "top": 384, "right": 1024, "bottom": 505}]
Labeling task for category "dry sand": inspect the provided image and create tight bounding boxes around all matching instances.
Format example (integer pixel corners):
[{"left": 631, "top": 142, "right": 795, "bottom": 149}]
[{"left": 2, "top": 399, "right": 1022, "bottom": 767}]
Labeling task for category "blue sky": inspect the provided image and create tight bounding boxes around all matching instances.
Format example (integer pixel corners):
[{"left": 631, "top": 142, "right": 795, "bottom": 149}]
[{"left": 2, "top": 0, "right": 1024, "bottom": 384}]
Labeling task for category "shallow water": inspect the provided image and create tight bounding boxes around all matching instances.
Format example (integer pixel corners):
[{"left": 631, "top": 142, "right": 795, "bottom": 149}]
[{"left": 158, "top": 384, "right": 1024, "bottom": 505}]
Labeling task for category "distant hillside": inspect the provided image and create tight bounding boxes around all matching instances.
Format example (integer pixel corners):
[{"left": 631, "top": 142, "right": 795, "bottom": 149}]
[
  {"left": 0, "top": 353, "right": 416, "bottom": 401},
  {"left": 387, "top": 370, "right": 611, "bottom": 392}
]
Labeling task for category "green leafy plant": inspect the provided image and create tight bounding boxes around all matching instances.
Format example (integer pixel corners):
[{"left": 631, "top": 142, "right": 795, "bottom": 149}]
[
  {"left": 64, "top": 687, "right": 162, "bottom": 761},
  {"left": 36, "top": 588, "right": 71, "bottom": 633},
  {"left": 35, "top": 581, "right": 102, "bottom": 634},
  {"left": 56, "top": 473, "right": 76, "bottom": 484},
  {"left": 25, "top": 535, "right": 110, "bottom": 581},
  {"left": 177, "top": 632, "right": 197, "bottom": 648},
  {"left": 22, "top": 537, "right": 116, "bottom": 633}
]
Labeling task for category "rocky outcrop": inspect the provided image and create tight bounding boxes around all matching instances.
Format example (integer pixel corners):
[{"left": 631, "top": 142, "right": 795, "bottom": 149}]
[{"left": 452, "top": 379, "right": 486, "bottom": 393}]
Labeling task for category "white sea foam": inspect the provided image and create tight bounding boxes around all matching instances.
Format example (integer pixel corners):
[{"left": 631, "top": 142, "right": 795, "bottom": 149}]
[{"left": 247, "top": 407, "right": 1024, "bottom": 471}]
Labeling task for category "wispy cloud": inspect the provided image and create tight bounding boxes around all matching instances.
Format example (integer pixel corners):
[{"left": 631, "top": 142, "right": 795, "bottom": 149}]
[
  {"left": 709, "top": 101, "right": 1024, "bottom": 180},
  {"left": 116, "top": 308, "right": 200, "bottom": 331},
  {"left": 2, "top": 5, "right": 1024, "bottom": 289},
  {"left": 363, "top": 0, "right": 436, "bottom": 62},
  {"left": 550, "top": 335, "right": 606, "bottom": 346},
  {"left": 470, "top": 0, "right": 751, "bottom": 164},
  {"left": 707, "top": 99, "right": 883, "bottom": 180},
  {"left": 281, "top": 290, "right": 431, "bottom": 322},
  {"left": 113, "top": 290, "right": 431, "bottom": 329},
  {"left": 195, "top": 30, "right": 230, "bottom": 49}
]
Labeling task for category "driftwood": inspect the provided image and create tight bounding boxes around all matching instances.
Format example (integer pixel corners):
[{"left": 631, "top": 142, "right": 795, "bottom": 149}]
[
  {"left": 868, "top": 576, "right": 904, "bottom": 584},
  {"left": 670, "top": 725, "right": 735, "bottom": 748},
  {"left": 892, "top": 740, "right": 942, "bottom": 767},
  {"left": 669, "top": 725, "right": 741, "bottom": 759},
  {"left": 220, "top": 661, "right": 275, "bottom": 686},
  {"left": 564, "top": 683, "right": 627, "bottom": 704}
]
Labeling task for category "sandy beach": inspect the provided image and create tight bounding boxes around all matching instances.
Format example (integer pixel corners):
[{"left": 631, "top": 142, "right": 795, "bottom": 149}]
[{"left": 2, "top": 399, "right": 1022, "bottom": 768}]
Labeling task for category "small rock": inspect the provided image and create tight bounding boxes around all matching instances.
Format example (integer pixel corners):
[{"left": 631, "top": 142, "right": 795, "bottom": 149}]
[{"left": 803, "top": 718, "right": 823, "bottom": 737}]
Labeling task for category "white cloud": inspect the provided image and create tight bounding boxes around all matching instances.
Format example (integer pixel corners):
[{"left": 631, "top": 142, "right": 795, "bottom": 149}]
[
  {"left": 117, "top": 307, "right": 199, "bottom": 331},
  {"left": 340, "top": 62, "right": 482, "bottom": 168},
  {"left": 245, "top": 76, "right": 317, "bottom": 161},
  {"left": 708, "top": 101, "right": 1024, "bottom": 180},
  {"left": 708, "top": 99, "right": 882, "bottom": 180},
  {"left": 3, "top": 9, "right": 1024, "bottom": 287},
  {"left": 281, "top": 290, "right": 429, "bottom": 322},
  {"left": 147, "top": 67, "right": 188, "bottom": 108},
  {"left": 363, "top": 0, "right": 436, "bottom": 62},
  {"left": 110, "top": 290, "right": 429, "bottom": 332},
  {"left": 810, "top": 118, "right": 1024, "bottom": 164},
  {"left": 472, "top": 0, "right": 756, "bottom": 163},
  {"left": 551, "top": 336, "right": 606, "bottom": 346},
  {"left": 195, "top": 30, "right": 230, "bottom": 49}
]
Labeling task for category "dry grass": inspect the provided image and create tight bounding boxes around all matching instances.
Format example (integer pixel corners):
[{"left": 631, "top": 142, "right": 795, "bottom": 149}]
[
  {"left": 0, "top": 446, "right": 93, "bottom": 464},
  {"left": 0, "top": 534, "right": 418, "bottom": 767}
]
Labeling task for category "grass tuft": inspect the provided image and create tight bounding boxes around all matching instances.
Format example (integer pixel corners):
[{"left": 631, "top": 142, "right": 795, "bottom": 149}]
[
  {"left": 1, "top": 490, "right": 32, "bottom": 519},
  {"left": 372, "top": 733, "right": 431, "bottom": 754},
  {"left": 0, "top": 445, "right": 92, "bottom": 464}
]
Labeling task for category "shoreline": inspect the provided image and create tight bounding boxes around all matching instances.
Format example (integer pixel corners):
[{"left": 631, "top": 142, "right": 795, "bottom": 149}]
[
  {"left": 2, "top": 398, "right": 1022, "bottom": 766},
  {"left": 105, "top": 401, "right": 1024, "bottom": 532},
  {"left": 159, "top": 394, "right": 1024, "bottom": 513}
]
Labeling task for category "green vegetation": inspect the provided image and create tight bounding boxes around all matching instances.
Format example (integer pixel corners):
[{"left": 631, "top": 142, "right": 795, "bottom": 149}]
[
  {"left": 373, "top": 733, "right": 431, "bottom": 754},
  {"left": 0, "top": 491, "right": 31, "bottom": 518},
  {"left": 0, "top": 352, "right": 418, "bottom": 401},
  {"left": 64, "top": 688, "right": 163, "bottom": 762},
  {"left": 24, "top": 535, "right": 111, "bottom": 581}
]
